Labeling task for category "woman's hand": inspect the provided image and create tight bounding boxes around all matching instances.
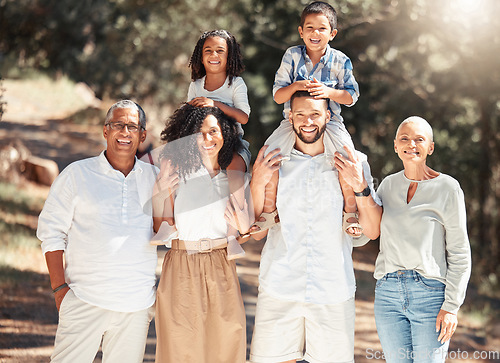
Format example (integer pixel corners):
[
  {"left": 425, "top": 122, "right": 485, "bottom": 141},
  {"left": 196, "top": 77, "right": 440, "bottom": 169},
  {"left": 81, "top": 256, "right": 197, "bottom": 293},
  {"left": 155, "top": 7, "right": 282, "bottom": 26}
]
[
  {"left": 252, "top": 146, "right": 282, "bottom": 188},
  {"left": 333, "top": 146, "right": 366, "bottom": 193},
  {"left": 155, "top": 159, "right": 179, "bottom": 196},
  {"left": 436, "top": 309, "right": 458, "bottom": 343},
  {"left": 225, "top": 194, "right": 252, "bottom": 235},
  {"left": 188, "top": 97, "right": 215, "bottom": 108}
]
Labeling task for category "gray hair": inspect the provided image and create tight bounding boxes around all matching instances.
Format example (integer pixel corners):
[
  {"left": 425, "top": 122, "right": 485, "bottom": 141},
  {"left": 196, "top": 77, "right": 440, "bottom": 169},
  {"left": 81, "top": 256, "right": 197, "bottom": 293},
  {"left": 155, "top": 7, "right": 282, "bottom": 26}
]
[
  {"left": 395, "top": 116, "right": 433, "bottom": 141},
  {"left": 105, "top": 100, "right": 147, "bottom": 130}
]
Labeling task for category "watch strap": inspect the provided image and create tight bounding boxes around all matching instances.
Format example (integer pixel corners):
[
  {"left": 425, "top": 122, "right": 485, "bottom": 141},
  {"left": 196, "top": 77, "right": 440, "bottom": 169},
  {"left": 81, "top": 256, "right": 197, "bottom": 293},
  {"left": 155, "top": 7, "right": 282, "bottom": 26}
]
[{"left": 354, "top": 186, "right": 370, "bottom": 197}]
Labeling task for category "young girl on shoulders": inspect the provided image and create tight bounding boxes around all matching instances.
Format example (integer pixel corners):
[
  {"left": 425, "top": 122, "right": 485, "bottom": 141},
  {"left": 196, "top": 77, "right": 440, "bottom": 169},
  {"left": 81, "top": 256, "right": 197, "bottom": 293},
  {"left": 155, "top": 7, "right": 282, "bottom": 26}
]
[{"left": 187, "top": 29, "right": 251, "bottom": 174}]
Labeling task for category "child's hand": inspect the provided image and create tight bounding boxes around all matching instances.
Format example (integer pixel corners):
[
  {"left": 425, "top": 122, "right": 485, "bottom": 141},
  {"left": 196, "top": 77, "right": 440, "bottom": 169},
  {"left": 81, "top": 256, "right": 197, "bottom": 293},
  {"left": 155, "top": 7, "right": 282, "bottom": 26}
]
[
  {"left": 307, "top": 78, "right": 332, "bottom": 99},
  {"left": 293, "top": 80, "right": 311, "bottom": 92},
  {"left": 188, "top": 97, "right": 215, "bottom": 108}
]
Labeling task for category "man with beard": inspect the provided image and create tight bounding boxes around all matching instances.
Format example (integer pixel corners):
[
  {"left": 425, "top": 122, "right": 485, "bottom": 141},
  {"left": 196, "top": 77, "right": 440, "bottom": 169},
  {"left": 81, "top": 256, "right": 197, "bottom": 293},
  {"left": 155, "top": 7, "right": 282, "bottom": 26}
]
[{"left": 249, "top": 91, "right": 381, "bottom": 363}]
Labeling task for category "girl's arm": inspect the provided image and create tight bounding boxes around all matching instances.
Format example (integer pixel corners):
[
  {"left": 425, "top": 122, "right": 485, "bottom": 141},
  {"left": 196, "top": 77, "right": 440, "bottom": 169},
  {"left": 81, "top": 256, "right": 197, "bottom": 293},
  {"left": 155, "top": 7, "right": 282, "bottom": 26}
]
[
  {"left": 250, "top": 146, "right": 282, "bottom": 241},
  {"left": 213, "top": 101, "right": 249, "bottom": 124},
  {"left": 189, "top": 97, "right": 249, "bottom": 125}
]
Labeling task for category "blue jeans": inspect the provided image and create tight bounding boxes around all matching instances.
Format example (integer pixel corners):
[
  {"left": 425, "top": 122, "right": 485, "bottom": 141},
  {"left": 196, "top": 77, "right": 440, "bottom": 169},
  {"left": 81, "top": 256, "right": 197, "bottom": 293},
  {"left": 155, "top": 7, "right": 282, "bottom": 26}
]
[{"left": 374, "top": 270, "right": 449, "bottom": 363}]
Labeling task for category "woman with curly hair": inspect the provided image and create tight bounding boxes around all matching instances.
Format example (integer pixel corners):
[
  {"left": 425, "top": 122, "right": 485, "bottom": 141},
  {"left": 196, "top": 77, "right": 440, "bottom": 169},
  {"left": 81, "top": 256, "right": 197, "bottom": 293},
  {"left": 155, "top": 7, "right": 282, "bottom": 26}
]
[{"left": 153, "top": 103, "right": 249, "bottom": 363}]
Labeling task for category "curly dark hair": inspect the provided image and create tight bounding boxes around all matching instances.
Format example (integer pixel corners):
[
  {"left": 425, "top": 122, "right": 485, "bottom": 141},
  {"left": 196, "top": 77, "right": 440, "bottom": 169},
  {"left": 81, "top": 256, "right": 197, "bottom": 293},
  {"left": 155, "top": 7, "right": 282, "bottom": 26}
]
[
  {"left": 188, "top": 29, "right": 244, "bottom": 86},
  {"left": 160, "top": 104, "right": 242, "bottom": 179}
]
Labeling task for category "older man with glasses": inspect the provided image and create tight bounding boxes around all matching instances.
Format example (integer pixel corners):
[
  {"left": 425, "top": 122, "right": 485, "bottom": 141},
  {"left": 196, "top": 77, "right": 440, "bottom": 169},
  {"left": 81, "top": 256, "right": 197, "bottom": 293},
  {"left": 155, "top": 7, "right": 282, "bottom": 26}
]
[{"left": 37, "top": 100, "right": 158, "bottom": 363}]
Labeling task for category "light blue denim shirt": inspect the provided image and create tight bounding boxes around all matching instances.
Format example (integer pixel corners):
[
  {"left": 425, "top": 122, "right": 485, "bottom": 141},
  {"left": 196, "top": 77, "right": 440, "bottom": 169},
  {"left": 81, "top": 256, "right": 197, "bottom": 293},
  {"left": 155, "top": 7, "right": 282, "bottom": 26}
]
[{"left": 273, "top": 44, "right": 360, "bottom": 122}]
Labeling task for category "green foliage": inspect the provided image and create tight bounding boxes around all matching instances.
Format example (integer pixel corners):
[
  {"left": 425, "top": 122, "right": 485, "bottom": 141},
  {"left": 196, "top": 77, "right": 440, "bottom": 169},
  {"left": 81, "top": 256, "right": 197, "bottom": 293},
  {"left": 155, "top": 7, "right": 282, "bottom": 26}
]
[
  {"left": 1, "top": 0, "right": 500, "bottom": 284},
  {"left": 0, "top": 73, "right": 5, "bottom": 120}
]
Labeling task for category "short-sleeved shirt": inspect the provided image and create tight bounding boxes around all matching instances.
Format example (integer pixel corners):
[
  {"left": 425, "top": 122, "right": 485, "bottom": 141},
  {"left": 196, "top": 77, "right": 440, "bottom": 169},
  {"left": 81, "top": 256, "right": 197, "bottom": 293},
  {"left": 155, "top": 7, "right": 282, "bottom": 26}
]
[{"left": 187, "top": 76, "right": 250, "bottom": 136}]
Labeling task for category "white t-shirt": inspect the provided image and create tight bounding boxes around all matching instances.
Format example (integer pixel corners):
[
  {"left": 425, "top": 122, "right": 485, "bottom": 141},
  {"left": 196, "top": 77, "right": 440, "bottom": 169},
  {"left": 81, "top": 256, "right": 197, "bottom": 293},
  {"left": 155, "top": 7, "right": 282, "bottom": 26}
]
[{"left": 187, "top": 76, "right": 250, "bottom": 136}]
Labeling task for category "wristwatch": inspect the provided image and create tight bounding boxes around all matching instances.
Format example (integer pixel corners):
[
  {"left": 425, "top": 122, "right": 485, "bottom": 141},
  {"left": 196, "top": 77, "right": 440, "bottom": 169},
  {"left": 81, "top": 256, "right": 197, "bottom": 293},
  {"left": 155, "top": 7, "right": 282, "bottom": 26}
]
[{"left": 354, "top": 186, "right": 370, "bottom": 197}]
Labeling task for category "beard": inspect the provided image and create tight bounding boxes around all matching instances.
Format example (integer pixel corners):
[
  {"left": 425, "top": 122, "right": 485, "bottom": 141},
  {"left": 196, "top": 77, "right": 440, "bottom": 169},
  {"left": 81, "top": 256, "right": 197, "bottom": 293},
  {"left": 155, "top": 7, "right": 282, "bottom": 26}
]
[{"left": 292, "top": 123, "right": 327, "bottom": 144}]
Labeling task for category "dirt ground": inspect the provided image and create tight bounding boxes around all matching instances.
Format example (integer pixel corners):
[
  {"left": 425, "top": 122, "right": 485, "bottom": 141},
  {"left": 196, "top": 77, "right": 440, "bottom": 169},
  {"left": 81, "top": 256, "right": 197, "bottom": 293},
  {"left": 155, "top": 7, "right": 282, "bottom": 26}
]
[{"left": 1, "top": 85, "right": 499, "bottom": 362}]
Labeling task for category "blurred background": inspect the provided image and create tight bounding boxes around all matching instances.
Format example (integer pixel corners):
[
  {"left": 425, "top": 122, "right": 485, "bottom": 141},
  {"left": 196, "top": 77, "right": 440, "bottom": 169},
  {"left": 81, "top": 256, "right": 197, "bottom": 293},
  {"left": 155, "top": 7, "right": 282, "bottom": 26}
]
[{"left": 0, "top": 0, "right": 499, "bottom": 361}]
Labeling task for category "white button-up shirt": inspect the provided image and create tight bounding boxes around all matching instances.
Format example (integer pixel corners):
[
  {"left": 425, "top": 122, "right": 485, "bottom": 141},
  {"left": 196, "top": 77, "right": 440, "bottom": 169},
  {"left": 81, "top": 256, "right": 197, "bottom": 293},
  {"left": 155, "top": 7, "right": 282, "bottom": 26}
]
[
  {"left": 37, "top": 152, "right": 158, "bottom": 312},
  {"left": 259, "top": 149, "right": 378, "bottom": 305}
]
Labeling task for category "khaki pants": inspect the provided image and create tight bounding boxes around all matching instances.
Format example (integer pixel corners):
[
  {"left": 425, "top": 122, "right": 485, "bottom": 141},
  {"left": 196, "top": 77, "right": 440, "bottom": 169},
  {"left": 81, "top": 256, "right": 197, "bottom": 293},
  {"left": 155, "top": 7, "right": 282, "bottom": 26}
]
[{"left": 51, "top": 289, "right": 154, "bottom": 363}]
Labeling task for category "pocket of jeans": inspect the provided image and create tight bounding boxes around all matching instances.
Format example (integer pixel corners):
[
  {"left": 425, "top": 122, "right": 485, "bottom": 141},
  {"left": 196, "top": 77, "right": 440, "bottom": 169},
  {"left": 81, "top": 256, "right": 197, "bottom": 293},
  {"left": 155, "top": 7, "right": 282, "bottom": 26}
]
[
  {"left": 375, "top": 277, "right": 387, "bottom": 289},
  {"left": 416, "top": 275, "right": 445, "bottom": 291}
]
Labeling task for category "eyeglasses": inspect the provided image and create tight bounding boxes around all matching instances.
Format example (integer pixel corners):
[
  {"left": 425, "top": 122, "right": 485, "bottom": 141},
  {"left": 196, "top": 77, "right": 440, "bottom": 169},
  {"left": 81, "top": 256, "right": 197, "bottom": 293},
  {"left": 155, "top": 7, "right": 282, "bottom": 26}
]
[{"left": 105, "top": 122, "right": 144, "bottom": 133}]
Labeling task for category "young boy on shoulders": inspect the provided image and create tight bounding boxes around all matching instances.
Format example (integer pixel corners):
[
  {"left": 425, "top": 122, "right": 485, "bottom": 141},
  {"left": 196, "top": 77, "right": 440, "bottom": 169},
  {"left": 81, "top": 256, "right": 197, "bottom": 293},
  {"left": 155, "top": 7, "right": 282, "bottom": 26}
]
[{"left": 266, "top": 1, "right": 363, "bottom": 237}]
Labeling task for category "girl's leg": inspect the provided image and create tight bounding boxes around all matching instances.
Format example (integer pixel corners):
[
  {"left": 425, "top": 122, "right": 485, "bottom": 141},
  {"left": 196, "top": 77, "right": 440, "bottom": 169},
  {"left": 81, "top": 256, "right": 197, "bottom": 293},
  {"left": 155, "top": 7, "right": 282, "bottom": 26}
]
[
  {"left": 227, "top": 153, "right": 247, "bottom": 208},
  {"left": 264, "top": 119, "right": 296, "bottom": 160}
]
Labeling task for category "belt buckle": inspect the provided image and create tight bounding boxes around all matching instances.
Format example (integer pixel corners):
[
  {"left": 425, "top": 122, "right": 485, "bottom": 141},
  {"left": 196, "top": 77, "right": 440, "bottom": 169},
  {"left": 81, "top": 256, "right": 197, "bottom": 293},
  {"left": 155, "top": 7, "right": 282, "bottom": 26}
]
[{"left": 198, "top": 238, "right": 212, "bottom": 253}]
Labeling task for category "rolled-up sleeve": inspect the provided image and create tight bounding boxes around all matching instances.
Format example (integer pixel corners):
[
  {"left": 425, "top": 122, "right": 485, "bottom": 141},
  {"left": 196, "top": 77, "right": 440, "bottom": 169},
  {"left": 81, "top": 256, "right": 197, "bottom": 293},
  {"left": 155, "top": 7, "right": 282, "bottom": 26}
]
[
  {"left": 441, "top": 186, "right": 472, "bottom": 314},
  {"left": 272, "top": 47, "right": 295, "bottom": 99},
  {"left": 336, "top": 58, "right": 359, "bottom": 107},
  {"left": 37, "top": 168, "right": 76, "bottom": 255}
]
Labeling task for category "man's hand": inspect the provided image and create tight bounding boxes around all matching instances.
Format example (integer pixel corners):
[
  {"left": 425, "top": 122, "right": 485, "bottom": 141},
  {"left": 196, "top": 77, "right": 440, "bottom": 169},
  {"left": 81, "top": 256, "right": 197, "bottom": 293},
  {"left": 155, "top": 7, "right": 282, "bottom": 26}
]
[
  {"left": 436, "top": 309, "right": 458, "bottom": 343},
  {"left": 54, "top": 286, "right": 70, "bottom": 311},
  {"left": 252, "top": 146, "right": 282, "bottom": 188},
  {"left": 188, "top": 97, "right": 215, "bottom": 108},
  {"left": 333, "top": 146, "right": 366, "bottom": 193},
  {"left": 306, "top": 78, "right": 332, "bottom": 99}
]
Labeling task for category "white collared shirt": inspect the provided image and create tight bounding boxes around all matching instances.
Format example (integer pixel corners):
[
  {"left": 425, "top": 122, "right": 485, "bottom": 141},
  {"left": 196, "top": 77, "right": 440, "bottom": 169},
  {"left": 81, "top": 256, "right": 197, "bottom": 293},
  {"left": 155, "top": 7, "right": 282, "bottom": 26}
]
[
  {"left": 259, "top": 149, "right": 378, "bottom": 305},
  {"left": 37, "top": 152, "right": 158, "bottom": 312}
]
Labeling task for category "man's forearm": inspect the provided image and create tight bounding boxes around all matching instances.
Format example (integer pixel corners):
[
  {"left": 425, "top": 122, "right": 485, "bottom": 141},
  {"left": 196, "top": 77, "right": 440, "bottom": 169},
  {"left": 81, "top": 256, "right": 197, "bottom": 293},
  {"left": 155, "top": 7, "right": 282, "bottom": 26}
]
[{"left": 45, "top": 250, "right": 66, "bottom": 289}]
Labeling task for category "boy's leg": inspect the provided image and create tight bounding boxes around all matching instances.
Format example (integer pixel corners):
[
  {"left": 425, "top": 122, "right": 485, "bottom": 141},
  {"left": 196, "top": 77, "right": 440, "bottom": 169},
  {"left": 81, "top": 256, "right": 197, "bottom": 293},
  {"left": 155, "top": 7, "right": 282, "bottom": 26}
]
[
  {"left": 339, "top": 173, "right": 362, "bottom": 237},
  {"left": 264, "top": 119, "right": 295, "bottom": 160},
  {"left": 323, "top": 121, "right": 362, "bottom": 237}
]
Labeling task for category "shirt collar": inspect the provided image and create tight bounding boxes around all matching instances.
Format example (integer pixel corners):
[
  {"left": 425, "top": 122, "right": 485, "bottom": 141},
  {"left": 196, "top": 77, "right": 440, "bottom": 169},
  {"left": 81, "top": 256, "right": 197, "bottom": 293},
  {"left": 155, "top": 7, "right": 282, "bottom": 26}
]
[
  {"left": 300, "top": 44, "right": 333, "bottom": 65},
  {"left": 291, "top": 148, "right": 326, "bottom": 161},
  {"left": 97, "top": 151, "right": 142, "bottom": 175}
]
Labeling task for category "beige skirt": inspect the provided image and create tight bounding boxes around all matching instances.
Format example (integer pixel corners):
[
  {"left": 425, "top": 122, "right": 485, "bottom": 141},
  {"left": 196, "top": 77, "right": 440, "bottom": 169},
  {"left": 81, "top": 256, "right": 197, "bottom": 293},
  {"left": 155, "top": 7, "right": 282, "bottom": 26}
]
[{"left": 155, "top": 248, "right": 246, "bottom": 363}]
